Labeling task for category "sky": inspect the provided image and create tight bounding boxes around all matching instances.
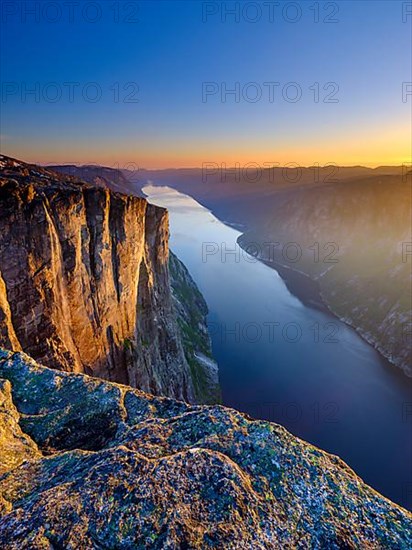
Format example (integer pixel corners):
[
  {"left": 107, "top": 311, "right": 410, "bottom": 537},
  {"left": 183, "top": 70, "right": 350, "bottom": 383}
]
[{"left": 0, "top": 0, "right": 411, "bottom": 168}]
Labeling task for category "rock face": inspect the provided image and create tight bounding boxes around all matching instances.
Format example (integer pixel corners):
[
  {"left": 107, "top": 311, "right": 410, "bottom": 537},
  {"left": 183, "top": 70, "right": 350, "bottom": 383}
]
[
  {"left": 0, "top": 349, "right": 411, "bottom": 549},
  {"left": 0, "top": 155, "right": 207, "bottom": 402},
  {"left": 51, "top": 162, "right": 220, "bottom": 404}
]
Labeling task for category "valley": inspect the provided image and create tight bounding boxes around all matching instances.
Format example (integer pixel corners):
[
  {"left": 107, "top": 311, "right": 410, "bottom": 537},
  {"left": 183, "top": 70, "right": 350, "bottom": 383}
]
[
  {"left": 143, "top": 184, "right": 412, "bottom": 510},
  {"left": 134, "top": 167, "right": 412, "bottom": 377}
]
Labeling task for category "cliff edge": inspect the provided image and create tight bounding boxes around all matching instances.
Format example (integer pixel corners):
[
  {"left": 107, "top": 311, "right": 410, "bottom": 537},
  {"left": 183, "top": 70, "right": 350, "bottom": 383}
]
[{"left": 0, "top": 156, "right": 218, "bottom": 403}]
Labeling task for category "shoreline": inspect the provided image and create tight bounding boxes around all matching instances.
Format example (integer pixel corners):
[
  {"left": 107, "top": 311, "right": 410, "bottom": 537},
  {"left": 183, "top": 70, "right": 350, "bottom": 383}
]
[{"left": 236, "top": 236, "right": 410, "bottom": 380}]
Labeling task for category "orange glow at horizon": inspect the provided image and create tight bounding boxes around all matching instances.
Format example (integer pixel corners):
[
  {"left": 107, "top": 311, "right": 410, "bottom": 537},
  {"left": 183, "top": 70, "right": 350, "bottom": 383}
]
[{"left": 2, "top": 122, "right": 410, "bottom": 170}]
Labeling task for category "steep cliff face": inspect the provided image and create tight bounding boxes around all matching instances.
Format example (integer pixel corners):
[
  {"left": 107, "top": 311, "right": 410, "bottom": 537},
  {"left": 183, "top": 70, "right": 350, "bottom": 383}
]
[
  {"left": 0, "top": 155, "right": 196, "bottom": 402},
  {"left": 169, "top": 252, "right": 221, "bottom": 404},
  {"left": 52, "top": 162, "right": 221, "bottom": 404},
  {"left": 0, "top": 350, "right": 411, "bottom": 549}
]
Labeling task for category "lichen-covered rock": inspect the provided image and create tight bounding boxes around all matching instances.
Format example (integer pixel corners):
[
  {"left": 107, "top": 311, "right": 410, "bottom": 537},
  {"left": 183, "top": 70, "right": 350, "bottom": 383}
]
[
  {"left": 0, "top": 350, "right": 411, "bottom": 549},
  {"left": 0, "top": 379, "right": 40, "bottom": 479}
]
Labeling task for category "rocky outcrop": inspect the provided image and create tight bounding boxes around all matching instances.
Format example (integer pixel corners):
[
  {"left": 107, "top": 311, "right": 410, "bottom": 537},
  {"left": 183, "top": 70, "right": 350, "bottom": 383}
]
[
  {"left": 52, "top": 160, "right": 221, "bottom": 403},
  {"left": 169, "top": 252, "right": 221, "bottom": 404},
  {"left": 0, "top": 349, "right": 411, "bottom": 549},
  {"left": 0, "top": 378, "right": 40, "bottom": 478},
  {"left": 0, "top": 155, "right": 198, "bottom": 402}
]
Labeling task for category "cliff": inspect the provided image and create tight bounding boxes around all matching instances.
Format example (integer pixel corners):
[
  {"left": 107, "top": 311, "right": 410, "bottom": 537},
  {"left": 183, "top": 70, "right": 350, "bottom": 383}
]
[
  {"left": 169, "top": 252, "right": 221, "bottom": 404},
  {"left": 0, "top": 349, "right": 410, "bottom": 548},
  {"left": 0, "top": 155, "right": 218, "bottom": 403}
]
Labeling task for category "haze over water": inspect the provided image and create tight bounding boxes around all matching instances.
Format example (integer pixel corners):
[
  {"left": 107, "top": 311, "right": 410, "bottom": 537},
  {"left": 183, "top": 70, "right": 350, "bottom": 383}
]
[{"left": 144, "top": 184, "right": 412, "bottom": 510}]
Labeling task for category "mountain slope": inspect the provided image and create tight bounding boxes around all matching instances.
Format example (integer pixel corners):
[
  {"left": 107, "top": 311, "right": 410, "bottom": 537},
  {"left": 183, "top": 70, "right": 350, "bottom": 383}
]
[
  {"left": 51, "top": 164, "right": 141, "bottom": 196},
  {"left": 0, "top": 349, "right": 410, "bottom": 549},
  {"left": 169, "top": 251, "right": 221, "bottom": 404},
  {"left": 238, "top": 174, "right": 412, "bottom": 376}
]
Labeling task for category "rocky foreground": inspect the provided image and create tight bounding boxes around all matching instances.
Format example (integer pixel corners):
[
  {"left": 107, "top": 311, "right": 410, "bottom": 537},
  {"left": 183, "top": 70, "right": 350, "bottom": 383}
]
[{"left": 0, "top": 350, "right": 411, "bottom": 549}]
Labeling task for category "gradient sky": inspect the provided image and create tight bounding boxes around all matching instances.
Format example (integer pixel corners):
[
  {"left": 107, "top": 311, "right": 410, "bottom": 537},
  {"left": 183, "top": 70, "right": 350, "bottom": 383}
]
[{"left": 0, "top": 0, "right": 411, "bottom": 168}]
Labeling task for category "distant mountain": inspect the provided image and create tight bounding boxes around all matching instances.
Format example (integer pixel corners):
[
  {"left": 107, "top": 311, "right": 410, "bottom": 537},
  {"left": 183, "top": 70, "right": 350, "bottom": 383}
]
[
  {"left": 131, "top": 165, "right": 406, "bottom": 229},
  {"left": 51, "top": 164, "right": 141, "bottom": 196},
  {"left": 238, "top": 174, "right": 412, "bottom": 376}
]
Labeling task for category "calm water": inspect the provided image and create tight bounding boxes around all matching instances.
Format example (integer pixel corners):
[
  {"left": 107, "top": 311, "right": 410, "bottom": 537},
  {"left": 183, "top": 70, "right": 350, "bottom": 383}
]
[{"left": 144, "top": 184, "right": 412, "bottom": 510}]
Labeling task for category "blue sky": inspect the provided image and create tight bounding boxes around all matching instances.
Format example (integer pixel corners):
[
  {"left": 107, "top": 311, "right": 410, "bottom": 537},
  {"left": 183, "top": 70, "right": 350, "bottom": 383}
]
[{"left": 0, "top": 0, "right": 410, "bottom": 167}]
